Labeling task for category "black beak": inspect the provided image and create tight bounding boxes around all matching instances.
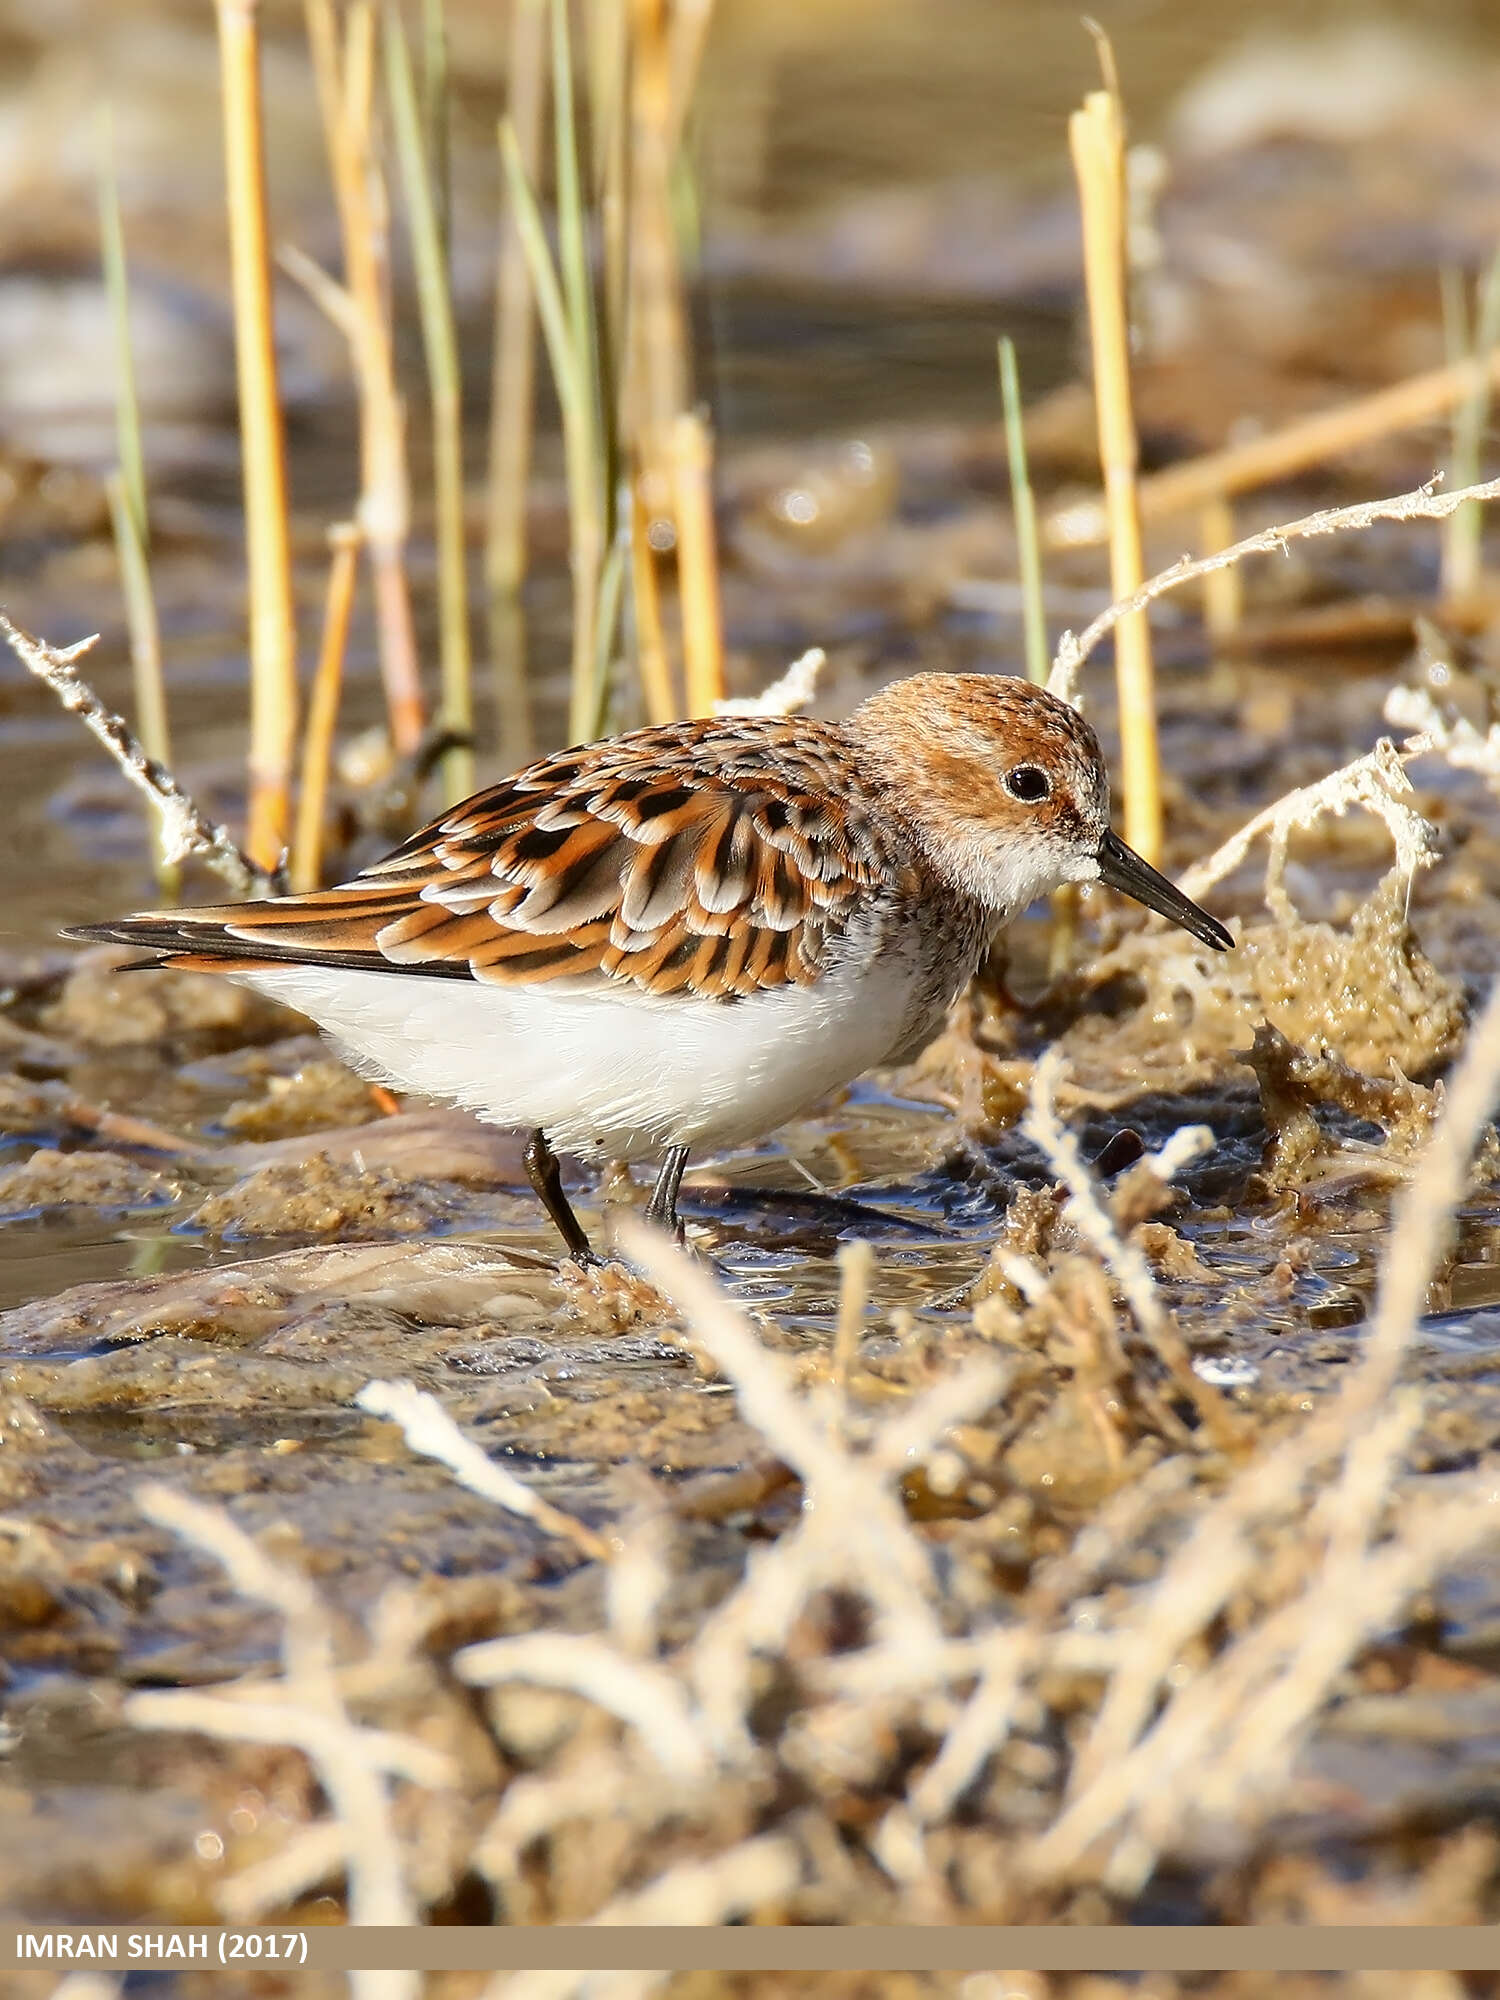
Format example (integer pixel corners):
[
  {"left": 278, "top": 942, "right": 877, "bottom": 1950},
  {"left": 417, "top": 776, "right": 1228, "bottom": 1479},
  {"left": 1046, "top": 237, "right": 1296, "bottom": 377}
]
[{"left": 1096, "top": 828, "right": 1232, "bottom": 951}]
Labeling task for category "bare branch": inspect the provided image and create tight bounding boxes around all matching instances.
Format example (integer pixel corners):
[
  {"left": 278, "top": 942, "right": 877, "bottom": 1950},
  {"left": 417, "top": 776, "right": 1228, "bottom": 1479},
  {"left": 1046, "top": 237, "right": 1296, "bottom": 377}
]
[
  {"left": 1055, "top": 473, "right": 1500, "bottom": 680},
  {"left": 0, "top": 610, "right": 271, "bottom": 896}
]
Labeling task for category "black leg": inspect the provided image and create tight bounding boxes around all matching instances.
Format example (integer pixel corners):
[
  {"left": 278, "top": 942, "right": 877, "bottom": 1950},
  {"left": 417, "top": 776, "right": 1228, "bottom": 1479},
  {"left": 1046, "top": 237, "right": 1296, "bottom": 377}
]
[
  {"left": 524, "top": 1128, "right": 599, "bottom": 1265},
  {"left": 644, "top": 1145, "right": 690, "bottom": 1241}
]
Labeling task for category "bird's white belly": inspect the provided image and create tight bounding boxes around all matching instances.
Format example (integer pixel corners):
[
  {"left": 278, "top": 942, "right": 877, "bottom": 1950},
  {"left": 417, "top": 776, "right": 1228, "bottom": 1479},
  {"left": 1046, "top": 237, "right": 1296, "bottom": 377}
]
[{"left": 237, "top": 944, "right": 931, "bottom": 1161}]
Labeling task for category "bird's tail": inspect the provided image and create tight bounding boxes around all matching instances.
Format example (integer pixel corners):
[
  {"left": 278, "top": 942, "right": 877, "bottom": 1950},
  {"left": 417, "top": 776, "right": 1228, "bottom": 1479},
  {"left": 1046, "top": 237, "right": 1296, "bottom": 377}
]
[{"left": 62, "top": 883, "right": 473, "bottom": 979}]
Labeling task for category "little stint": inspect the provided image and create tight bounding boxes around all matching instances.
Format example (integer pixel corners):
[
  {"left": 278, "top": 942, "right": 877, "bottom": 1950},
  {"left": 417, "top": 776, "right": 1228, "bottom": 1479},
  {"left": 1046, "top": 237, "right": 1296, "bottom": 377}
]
[{"left": 68, "top": 672, "right": 1231, "bottom": 1261}]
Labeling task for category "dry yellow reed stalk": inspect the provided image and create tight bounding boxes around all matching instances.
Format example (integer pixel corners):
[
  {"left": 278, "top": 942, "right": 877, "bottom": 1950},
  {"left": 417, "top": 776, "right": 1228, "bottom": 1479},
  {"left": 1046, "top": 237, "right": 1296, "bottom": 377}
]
[
  {"left": 291, "top": 523, "right": 360, "bottom": 894},
  {"left": 1443, "top": 251, "right": 1500, "bottom": 601},
  {"left": 630, "top": 481, "right": 676, "bottom": 723},
  {"left": 1198, "top": 494, "right": 1241, "bottom": 639},
  {"left": 386, "top": 3, "right": 473, "bottom": 804},
  {"left": 1047, "top": 345, "right": 1500, "bottom": 550},
  {"left": 214, "top": 0, "right": 299, "bottom": 872},
  {"left": 672, "top": 408, "right": 726, "bottom": 714},
  {"left": 303, "top": 0, "right": 424, "bottom": 760},
  {"left": 1069, "top": 78, "right": 1160, "bottom": 865}
]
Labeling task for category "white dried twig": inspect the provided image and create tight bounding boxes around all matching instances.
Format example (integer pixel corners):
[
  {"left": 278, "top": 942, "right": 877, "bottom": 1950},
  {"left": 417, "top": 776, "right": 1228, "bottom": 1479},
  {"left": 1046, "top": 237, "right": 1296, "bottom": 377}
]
[
  {"left": 617, "top": 1219, "right": 1007, "bottom": 1752},
  {"left": 217, "top": 1820, "right": 349, "bottom": 1924},
  {"left": 48, "top": 1979, "right": 121, "bottom": 2000},
  {"left": 1353, "top": 972, "right": 1500, "bottom": 1413},
  {"left": 1046, "top": 629, "right": 1083, "bottom": 708},
  {"left": 355, "top": 1378, "right": 612, "bottom": 1563},
  {"left": 453, "top": 1630, "right": 713, "bottom": 1782},
  {"left": 475, "top": 1753, "right": 642, "bottom": 1892},
  {"left": 1143, "top": 1124, "right": 1215, "bottom": 1183},
  {"left": 126, "top": 1484, "right": 436, "bottom": 1994},
  {"left": 485, "top": 1836, "right": 801, "bottom": 2000},
  {"left": 0, "top": 610, "right": 270, "bottom": 895},
  {"left": 1024, "top": 975, "right": 1500, "bottom": 1884},
  {"left": 713, "top": 644, "right": 825, "bottom": 717},
  {"left": 1022, "top": 1048, "right": 1235, "bottom": 1444},
  {"left": 1054, "top": 472, "right": 1500, "bottom": 680},
  {"left": 1386, "top": 680, "right": 1500, "bottom": 790},
  {"left": 1178, "top": 735, "right": 1433, "bottom": 919},
  {"left": 135, "top": 1484, "right": 332, "bottom": 1685},
  {"left": 604, "top": 1500, "right": 674, "bottom": 1659}
]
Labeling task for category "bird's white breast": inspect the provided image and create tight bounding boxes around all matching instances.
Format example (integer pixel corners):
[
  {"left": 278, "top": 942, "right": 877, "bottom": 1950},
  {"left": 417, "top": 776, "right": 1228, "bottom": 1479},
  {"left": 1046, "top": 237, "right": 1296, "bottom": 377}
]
[{"left": 236, "top": 915, "right": 952, "bottom": 1162}]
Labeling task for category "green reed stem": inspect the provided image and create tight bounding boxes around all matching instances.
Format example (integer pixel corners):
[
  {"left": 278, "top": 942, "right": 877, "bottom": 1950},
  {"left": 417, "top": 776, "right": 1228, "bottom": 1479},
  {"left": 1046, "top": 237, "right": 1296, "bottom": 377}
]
[
  {"left": 1440, "top": 264, "right": 1469, "bottom": 373},
  {"left": 421, "top": 0, "right": 451, "bottom": 266},
  {"left": 500, "top": 113, "right": 606, "bottom": 748},
  {"left": 998, "top": 335, "right": 1048, "bottom": 686},
  {"left": 98, "top": 110, "right": 149, "bottom": 552},
  {"left": 485, "top": 0, "right": 546, "bottom": 762},
  {"left": 549, "top": 0, "right": 612, "bottom": 740},
  {"left": 386, "top": 3, "right": 473, "bottom": 802},
  {"left": 585, "top": 0, "right": 628, "bottom": 504},
  {"left": 499, "top": 123, "right": 580, "bottom": 431},
  {"left": 1440, "top": 264, "right": 1472, "bottom": 594},
  {"left": 1444, "top": 249, "right": 1500, "bottom": 601},
  {"left": 550, "top": 0, "right": 600, "bottom": 451},
  {"left": 100, "top": 111, "right": 176, "bottom": 895},
  {"left": 105, "top": 474, "right": 178, "bottom": 898},
  {"left": 589, "top": 528, "right": 628, "bottom": 738},
  {"left": 669, "top": 144, "right": 702, "bottom": 277}
]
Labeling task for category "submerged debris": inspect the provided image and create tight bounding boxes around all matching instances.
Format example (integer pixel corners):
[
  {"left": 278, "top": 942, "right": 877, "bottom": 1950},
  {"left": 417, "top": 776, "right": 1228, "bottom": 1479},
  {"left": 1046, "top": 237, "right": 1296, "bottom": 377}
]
[
  {"left": 189, "top": 1150, "right": 468, "bottom": 1240},
  {"left": 219, "top": 1058, "right": 385, "bottom": 1139},
  {"left": 0, "top": 1144, "right": 173, "bottom": 1219},
  {"left": 41, "top": 949, "right": 288, "bottom": 1049},
  {"left": 1239, "top": 1019, "right": 1484, "bottom": 1195}
]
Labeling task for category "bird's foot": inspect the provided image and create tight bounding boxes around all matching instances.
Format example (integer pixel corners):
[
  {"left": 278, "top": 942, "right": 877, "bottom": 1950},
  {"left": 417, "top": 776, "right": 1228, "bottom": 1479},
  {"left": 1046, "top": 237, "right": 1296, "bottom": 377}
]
[
  {"left": 553, "top": 1251, "right": 674, "bottom": 1332},
  {"left": 565, "top": 1244, "right": 611, "bottom": 1272}
]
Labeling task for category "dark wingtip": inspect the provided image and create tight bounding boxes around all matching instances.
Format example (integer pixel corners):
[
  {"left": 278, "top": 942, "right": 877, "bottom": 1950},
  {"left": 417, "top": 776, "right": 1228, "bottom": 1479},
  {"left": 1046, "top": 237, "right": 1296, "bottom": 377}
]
[
  {"left": 61, "top": 923, "right": 130, "bottom": 945},
  {"left": 62, "top": 919, "right": 175, "bottom": 953}
]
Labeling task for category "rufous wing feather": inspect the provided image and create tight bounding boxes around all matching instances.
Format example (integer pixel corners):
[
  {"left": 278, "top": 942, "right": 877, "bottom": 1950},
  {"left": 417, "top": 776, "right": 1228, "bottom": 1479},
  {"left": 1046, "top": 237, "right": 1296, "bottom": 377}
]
[{"left": 65, "top": 717, "right": 903, "bottom": 1001}]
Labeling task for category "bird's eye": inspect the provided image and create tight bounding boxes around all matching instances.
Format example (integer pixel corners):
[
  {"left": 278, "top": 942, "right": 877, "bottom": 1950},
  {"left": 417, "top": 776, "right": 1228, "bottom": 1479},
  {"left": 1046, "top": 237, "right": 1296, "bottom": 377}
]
[{"left": 1004, "top": 764, "right": 1051, "bottom": 804}]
